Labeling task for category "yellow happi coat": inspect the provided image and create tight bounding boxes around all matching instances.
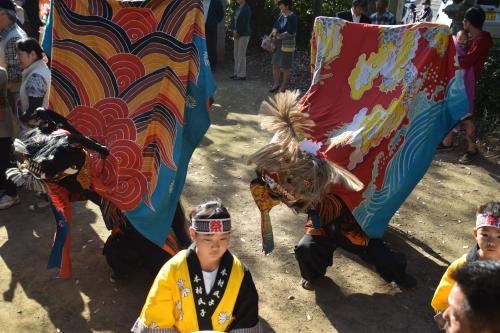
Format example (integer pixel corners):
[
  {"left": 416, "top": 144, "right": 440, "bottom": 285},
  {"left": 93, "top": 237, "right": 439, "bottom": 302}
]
[{"left": 135, "top": 247, "right": 248, "bottom": 332}]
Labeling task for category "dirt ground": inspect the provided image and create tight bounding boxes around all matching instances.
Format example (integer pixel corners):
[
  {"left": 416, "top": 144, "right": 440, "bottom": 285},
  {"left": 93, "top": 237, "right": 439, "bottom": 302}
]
[{"left": 1, "top": 61, "right": 499, "bottom": 333}]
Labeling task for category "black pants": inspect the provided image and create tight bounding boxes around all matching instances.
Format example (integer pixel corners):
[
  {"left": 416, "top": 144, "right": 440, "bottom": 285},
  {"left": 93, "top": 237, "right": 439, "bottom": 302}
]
[
  {"left": 205, "top": 25, "right": 218, "bottom": 71},
  {"left": 103, "top": 223, "right": 172, "bottom": 278},
  {"left": 0, "top": 137, "right": 17, "bottom": 196},
  {"left": 295, "top": 232, "right": 407, "bottom": 284},
  {"left": 103, "top": 203, "right": 191, "bottom": 278}
]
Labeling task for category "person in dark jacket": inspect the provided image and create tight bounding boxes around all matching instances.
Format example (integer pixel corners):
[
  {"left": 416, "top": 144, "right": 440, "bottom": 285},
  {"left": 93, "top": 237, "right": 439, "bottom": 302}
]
[
  {"left": 21, "top": 0, "right": 42, "bottom": 39},
  {"left": 337, "top": 0, "right": 371, "bottom": 23},
  {"left": 204, "top": 0, "right": 224, "bottom": 71},
  {"left": 230, "top": 0, "right": 251, "bottom": 80},
  {"left": 416, "top": 0, "right": 432, "bottom": 22}
]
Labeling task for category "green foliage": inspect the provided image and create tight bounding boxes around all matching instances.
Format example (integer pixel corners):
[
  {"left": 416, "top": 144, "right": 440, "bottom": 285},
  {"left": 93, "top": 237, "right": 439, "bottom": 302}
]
[
  {"left": 292, "top": 0, "right": 351, "bottom": 48},
  {"left": 474, "top": 43, "right": 500, "bottom": 136}
]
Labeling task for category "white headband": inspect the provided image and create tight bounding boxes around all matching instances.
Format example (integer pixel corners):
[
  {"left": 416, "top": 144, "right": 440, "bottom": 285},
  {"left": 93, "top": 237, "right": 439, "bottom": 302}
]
[
  {"left": 191, "top": 218, "right": 231, "bottom": 234},
  {"left": 476, "top": 214, "right": 500, "bottom": 229}
]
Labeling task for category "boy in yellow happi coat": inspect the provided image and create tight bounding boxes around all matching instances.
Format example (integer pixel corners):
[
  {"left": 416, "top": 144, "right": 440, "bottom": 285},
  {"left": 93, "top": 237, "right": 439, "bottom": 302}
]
[
  {"left": 132, "top": 199, "right": 261, "bottom": 333},
  {"left": 431, "top": 202, "right": 500, "bottom": 314}
]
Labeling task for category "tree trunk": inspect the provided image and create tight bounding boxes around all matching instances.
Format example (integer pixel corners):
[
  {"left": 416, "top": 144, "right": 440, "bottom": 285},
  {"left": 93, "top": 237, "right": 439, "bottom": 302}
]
[{"left": 313, "top": 0, "right": 322, "bottom": 20}]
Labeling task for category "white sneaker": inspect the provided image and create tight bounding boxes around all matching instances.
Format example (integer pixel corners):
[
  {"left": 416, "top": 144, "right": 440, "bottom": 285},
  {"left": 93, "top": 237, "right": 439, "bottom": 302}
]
[{"left": 0, "top": 194, "right": 20, "bottom": 210}]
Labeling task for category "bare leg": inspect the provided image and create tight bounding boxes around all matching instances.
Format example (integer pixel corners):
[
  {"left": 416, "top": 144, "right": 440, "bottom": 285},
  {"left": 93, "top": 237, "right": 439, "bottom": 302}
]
[
  {"left": 272, "top": 64, "right": 281, "bottom": 89},
  {"left": 442, "top": 131, "right": 454, "bottom": 147},
  {"left": 280, "top": 68, "right": 290, "bottom": 92},
  {"left": 462, "top": 119, "right": 476, "bottom": 152}
]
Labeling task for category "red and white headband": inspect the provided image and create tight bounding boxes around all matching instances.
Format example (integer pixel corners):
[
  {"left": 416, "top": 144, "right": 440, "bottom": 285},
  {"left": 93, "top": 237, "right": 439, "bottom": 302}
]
[
  {"left": 191, "top": 218, "right": 231, "bottom": 234},
  {"left": 476, "top": 214, "right": 500, "bottom": 229}
]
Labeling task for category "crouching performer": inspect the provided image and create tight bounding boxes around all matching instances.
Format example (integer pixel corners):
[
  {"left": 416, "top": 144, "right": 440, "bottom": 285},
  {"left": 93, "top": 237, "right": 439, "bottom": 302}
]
[
  {"left": 248, "top": 91, "right": 416, "bottom": 291},
  {"left": 132, "top": 199, "right": 261, "bottom": 333}
]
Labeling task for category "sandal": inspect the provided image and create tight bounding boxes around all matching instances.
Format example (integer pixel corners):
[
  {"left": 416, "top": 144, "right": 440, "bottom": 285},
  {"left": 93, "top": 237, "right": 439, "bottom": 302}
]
[
  {"left": 29, "top": 200, "right": 50, "bottom": 211},
  {"left": 458, "top": 150, "right": 478, "bottom": 164},
  {"left": 436, "top": 143, "right": 453, "bottom": 151},
  {"left": 269, "top": 86, "right": 279, "bottom": 93}
]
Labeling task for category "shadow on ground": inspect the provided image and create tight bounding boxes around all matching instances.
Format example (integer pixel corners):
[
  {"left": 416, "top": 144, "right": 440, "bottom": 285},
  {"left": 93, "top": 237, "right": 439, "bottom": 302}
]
[
  {"left": 0, "top": 191, "right": 152, "bottom": 332},
  {"left": 313, "top": 227, "right": 445, "bottom": 333}
]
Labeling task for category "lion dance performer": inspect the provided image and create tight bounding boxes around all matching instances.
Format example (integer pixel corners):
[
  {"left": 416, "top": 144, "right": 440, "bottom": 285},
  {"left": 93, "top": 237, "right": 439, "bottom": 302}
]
[
  {"left": 7, "top": 0, "right": 214, "bottom": 279},
  {"left": 249, "top": 17, "right": 471, "bottom": 290},
  {"left": 249, "top": 91, "right": 416, "bottom": 290}
]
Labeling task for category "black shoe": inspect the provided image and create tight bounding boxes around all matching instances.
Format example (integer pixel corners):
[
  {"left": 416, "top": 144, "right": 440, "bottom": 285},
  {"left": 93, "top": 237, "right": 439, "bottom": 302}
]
[
  {"left": 229, "top": 75, "right": 237, "bottom": 80},
  {"left": 458, "top": 150, "right": 478, "bottom": 164},
  {"left": 237, "top": 77, "right": 246, "bottom": 80},
  {"left": 436, "top": 143, "right": 453, "bottom": 151},
  {"left": 395, "top": 273, "right": 417, "bottom": 290},
  {"left": 269, "top": 86, "right": 279, "bottom": 93}
]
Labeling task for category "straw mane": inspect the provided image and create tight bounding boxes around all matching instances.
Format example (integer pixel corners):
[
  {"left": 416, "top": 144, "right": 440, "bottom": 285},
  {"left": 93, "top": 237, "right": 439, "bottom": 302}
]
[{"left": 249, "top": 90, "right": 363, "bottom": 211}]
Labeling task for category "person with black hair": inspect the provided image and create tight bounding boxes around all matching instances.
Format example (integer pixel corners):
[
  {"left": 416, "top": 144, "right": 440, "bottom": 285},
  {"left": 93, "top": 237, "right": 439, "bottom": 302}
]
[
  {"left": 230, "top": 0, "right": 251, "bottom": 80},
  {"left": 15, "top": 37, "right": 50, "bottom": 126},
  {"left": 14, "top": 37, "right": 51, "bottom": 211},
  {"left": 370, "top": 0, "right": 396, "bottom": 25},
  {"left": 336, "top": 0, "right": 371, "bottom": 24},
  {"left": 440, "top": 6, "right": 493, "bottom": 164},
  {"left": 438, "top": 260, "right": 500, "bottom": 333},
  {"left": 132, "top": 199, "right": 260, "bottom": 333},
  {"left": 416, "top": 0, "right": 433, "bottom": 22},
  {"left": 269, "top": 0, "right": 297, "bottom": 93},
  {"left": 432, "top": 202, "right": 500, "bottom": 314}
]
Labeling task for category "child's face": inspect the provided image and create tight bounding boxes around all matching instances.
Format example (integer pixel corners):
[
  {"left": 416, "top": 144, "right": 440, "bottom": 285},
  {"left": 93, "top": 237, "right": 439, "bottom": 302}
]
[
  {"left": 473, "top": 226, "right": 500, "bottom": 260},
  {"left": 457, "top": 33, "right": 468, "bottom": 48},
  {"left": 190, "top": 228, "right": 231, "bottom": 267}
]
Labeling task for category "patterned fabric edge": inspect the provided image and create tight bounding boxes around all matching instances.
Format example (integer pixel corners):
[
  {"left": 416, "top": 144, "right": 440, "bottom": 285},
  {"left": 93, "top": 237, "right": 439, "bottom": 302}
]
[{"left": 130, "top": 319, "right": 180, "bottom": 333}]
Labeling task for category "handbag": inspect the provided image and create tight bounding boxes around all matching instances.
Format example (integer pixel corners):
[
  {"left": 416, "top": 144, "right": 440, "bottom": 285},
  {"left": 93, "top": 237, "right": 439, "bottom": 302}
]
[{"left": 261, "top": 34, "right": 276, "bottom": 53}]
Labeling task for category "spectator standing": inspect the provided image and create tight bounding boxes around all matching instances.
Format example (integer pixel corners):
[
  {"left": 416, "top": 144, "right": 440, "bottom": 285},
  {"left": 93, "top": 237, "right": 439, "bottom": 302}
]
[
  {"left": 16, "top": 38, "right": 51, "bottom": 125},
  {"left": 439, "top": 260, "right": 500, "bottom": 333},
  {"left": 440, "top": 7, "right": 493, "bottom": 164},
  {"left": 0, "top": 0, "right": 26, "bottom": 210},
  {"left": 416, "top": 0, "right": 433, "bottom": 22},
  {"left": 12, "top": 0, "right": 23, "bottom": 26},
  {"left": 230, "top": 0, "right": 251, "bottom": 80},
  {"left": 370, "top": 0, "right": 396, "bottom": 25},
  {"left": 337, "top": 0, "right": 371, "bottom": 24},
  {"left": 0, "top": 0, "right": 26, "bottom": 114},
  {"left": 269, "top": 0, "right": 297, "bottom": 93},
  {"left": 203, "top": 0, "right": 224, "bottom": 71},
  {"left": 0, "top": 66, "right": 18, "bottom": 209}
]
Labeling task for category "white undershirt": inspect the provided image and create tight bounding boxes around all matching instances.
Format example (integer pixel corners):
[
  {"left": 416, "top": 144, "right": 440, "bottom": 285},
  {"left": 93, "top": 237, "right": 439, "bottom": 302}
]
[
  {"left": 351, "top": 8, "right": 361, "bottom": 23},
  {"left": 202, "top": 269, "right": 218, "bottom": 294},
  {"left": 203, "top": 0, "right": 211, "bottom": 19}
]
